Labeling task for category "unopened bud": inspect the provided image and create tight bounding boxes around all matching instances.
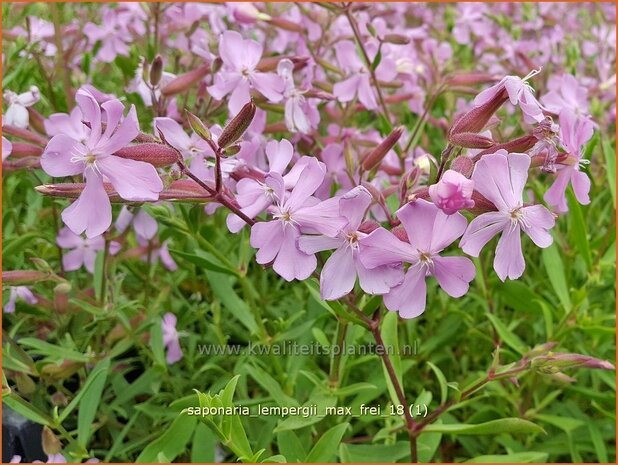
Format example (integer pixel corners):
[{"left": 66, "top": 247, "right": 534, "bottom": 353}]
[
  {"left": 27, "top": 108, "right": 47, "bottom": 135},
  {"left": 473, "top": 135, "right": 537, "bottom": 160},
  {"left": 532, "top": 352, "right": 615, "bottom": 373},
  {"left": 10, "top": 142, "right": 43, "bottom": 158},
  {"left": 186, "top": 111, "right": 211, "bottom": 141},
  {"left": 114, "top": 143, "right": 178, "bottom": 167},
  {"left": 15, "top": 373, "right": 36, "bottom": 396},
  {"left": 51, "top": 391, "right": 68, "bottom": 407},
  {"left": 448, "top": 132, "right": 494, "bottom": 149},
  {"left": 446, "top": 72, "right": 499, "bottom": 87},
  {"left": 2, "top": 125, "right": 48, "bottom": 146},
  {"left": 218, "top": 101, "right": 256, "bottom": 148},
  {"left": 366, "top": 23, "right": 378, "bottom": 38},
  {"left": 161, "top": 63, "right": 210, "bottom": 97},
  {"left": 266, "top": 17, "right": 305, "bottom": 33},
  {"left": 361, "top": 126, "right": 404, "bottom": 171},
  {"left": 525, "top": 342, "right": 559, "bottom": 358},
  {"left": 2, "top": 270, "right": 49, "bottom": 284},
  {"left": 450, "top": 155, "right": 474, "bottom": 178},
  {"left": 382, "top": 34, "right": 409, "bottom": 45},
  {"left": 449, "top": 87, "right": 508, "bottom": 135},
  {"left": 42, "top": 426, "right": 62, "bottom": 455},
  {"left": 150, "top": 55, "right": 163, "bottom": 87},
  {"left": 141, "top": 58, "right": 150, "bottom": 84},
  {"left": 223, "top": 144, "right": 241, "bottom": 156}
]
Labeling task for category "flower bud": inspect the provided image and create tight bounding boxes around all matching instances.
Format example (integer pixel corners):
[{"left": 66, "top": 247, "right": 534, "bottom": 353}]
[
  {"left": 15, "top": 373, "right": 36, "bottom": 396},
  {"left": 218, "top": 101, "right": 256, "bottom": 148},
  {"left": 358, "top": 220, "right": 380, "bottom": 234},
  {"left": 141, "top": 57, "right": 150, "bottom": 83},
  {"left": 2, "top": 125, "right": 48, "bottom": 146},
  {"left": 532, "top": 352, "right": 615, "bottom": 373},
  {"left": 266, "top": 17, "right": 305, "bottom": 33},
  {"left": 10, "top": 142, "right": 43, "bottom": 158},
  {"left": 161, "top": 63, "right": 210, "bottom": 97},
  {"left": 450, "top": 155, "right": 474, "bottom": 178},
  {"left": 525, "top": 342, "right": 559, "bottom": 358},
  {"left": 429, "top": 170, "right": 475, "bottom": 215},
  {"left": 448, "top": 132, "right": 494, "bottom": 149},
  {"left": 150, "top": 55, "right": 164, "bottom": 87},
  {"left": 42, "top": 426, "right": 62, "bottom": 455},
  {"left": 449, "top": 87, "right": 508, "bottom": 136},
  {"left": 473, "top": 135, "right": 537, "bottom": 160},
  {"left": 2, "top": 270, "right": 49, "bottom": 284},
  {"left": 392, "top": 225, "right": 409, "bottom": 243},
  {"left": 382, "top": 33, "right": 410, "bottom": 45},
  {"left": 186, "top": 111, "right": 211, "bottom": 142},
  {"left": 114, "top": 143, "right": 178, "bottom": 167},
  {"left": 361, "top": 126, "right": 404, "bottom": 171},
  {"left": 27, "top": 108, "right": 47, "bottom": 135},
  {"left": 446, "top": 72, "right": 499, "bottom": 87}
]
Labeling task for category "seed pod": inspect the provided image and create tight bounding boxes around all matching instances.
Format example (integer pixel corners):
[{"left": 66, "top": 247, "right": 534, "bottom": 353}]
[
  {"left": 186, "top": 111, "right": 211, "bottom": 142},
  {"left": 161, "top": 63, "right": 210, "bottom": 97},
  {"left": 218, "top": 101, "right": 256, "bottom": 149},
  {"left": 42, "top": 426, "right": 62, "bottom": 455},
  {"left": 114, "top": 143, "right": 179, "bottom": 167},
  {"left": 150, "top": 55, "right": 164, "bottom": 87},
  {"left": 361, "top": 126, "right": 404, "bottom": 171}
]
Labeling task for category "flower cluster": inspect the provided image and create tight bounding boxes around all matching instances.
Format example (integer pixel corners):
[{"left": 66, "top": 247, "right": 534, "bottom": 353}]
[{"left": 2, "top": 2, "right": 613, "bottom": 322}]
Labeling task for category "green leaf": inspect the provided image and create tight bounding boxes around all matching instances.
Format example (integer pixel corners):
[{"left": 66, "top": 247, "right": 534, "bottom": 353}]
[
  {"left": 136, "top": 412, "right": 197, "bottom": 462},
  {"left": 465, "top": 451, "right": 549, "bottom": 463},
  {"left": 340, "top": 442, "right": 410, "bottom": 463},
  {"left": 93, "top": 250, "right": 105, "bottom": 302},
  {"left": 423, "top": 418, "right": 545, "bottom": 435},
  {"left": 59, "top": 357, "right": 110, "bottom": 424},
  {"left": 304, "top": 422, "right": 349, "bottom": 462},
  {"left": 205, "top": 271, "right": 258, "bottom": 334},
  {"left": 426, "top": 362, "right": 448, "bottom": 404},
  {"left": 3, "top": 394, "right": 53, "bottom": 426},
  {"left": 170, "top": 249, "right": 239, "bottom": 277},
  {"left": 486, "top": 313, "right": 526, "bottom": 355},
  {"left": 541, "top": 243, "right": 572, "bottom": 311},
  {"left": 602, "top": 138, "right": 616, "bottom": 207},
  {"left": 77, "top": 358, "right": 111, "bottom": 448},
  {"left": 191, "top": 423, "right": 217, "bottom": 462},
  {"left": 380, "top": 312, "right": 402, "bottom": 407},
  {"left": 150, "top": 320, "right": 166, "bottom": 368},
  {"left": 274, "top": 393, "right": 337, "bottom": 432},
  {"left": 242, "top": 364, "right": 298, "bottom": 408},
  {"left": 566, "top": 189, "right": 592, "bottom": 271},
  {"left": 17, "top": 338, "right": 91, "bottom": 363},
  {"left": 277, "top": 430, "right": 307, "bottom": 462}
]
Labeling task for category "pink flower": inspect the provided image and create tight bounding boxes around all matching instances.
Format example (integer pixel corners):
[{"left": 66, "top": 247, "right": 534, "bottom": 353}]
[
  {"left": 473, "top": 70, "right": 544, "bottom": 123},
  {"left": 226, "top": 139, "right": 297, "bottom": 232},
  {"left": 57, "top": 227, "right": 121, "bottom": 274},
  {"left": 250, "top": 157, "right": 347, "bottom": 281},
  {"left": 460, "top": 151, "right": 555, "bottom": 281},
  {"left": 84, "top": 7, "right": 145, "bottom": 63},
  {"left": 544, "top": 110, "right": 594, "bottom": 212},
  {"left": 208, "top": 31, "right": 284, "bottom": 114},
  {"left": 2, "top": 136, "right": 12, "bottom": 162},
  {"left": 41, "top": 89, "right": 163, "bottom": 238},
  {"left": 162, "top": 313, "right": 183, "bottom": 364},
  {"left": 299, "top": 186, "right": 403, "bottom": 300},
  {"left": 3, "top": 86, "right": 40, "bottom": 128},
  {"left": 333, "top": 40, "right": 396, "bottom": 111},
  {"left": 360, "top": 199, "right": 475, "bottom": 318},
  {"left": 44, "top": 107, "right": 89, "bottom": 141},
  {"left": 4, "top": 286, "right": 38, "bottom": 313},
  {"left": 428, "top": 169, "right": 475, "bottom": 215},
  {"left": 278, "top": 58, "right": 319, "bottom": 134},
  {"left": 541, "top": 74, "right": 589, "bottom": 117}
]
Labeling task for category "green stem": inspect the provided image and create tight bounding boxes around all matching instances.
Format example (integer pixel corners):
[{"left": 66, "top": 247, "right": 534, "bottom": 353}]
[{"left": 329, "top": 319, "right": 349, "bottom": 387}]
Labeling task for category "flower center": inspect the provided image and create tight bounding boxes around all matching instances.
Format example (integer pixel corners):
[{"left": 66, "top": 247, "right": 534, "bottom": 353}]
[{"left": 347, "top": 231, "right": 360, "bottom": 249}]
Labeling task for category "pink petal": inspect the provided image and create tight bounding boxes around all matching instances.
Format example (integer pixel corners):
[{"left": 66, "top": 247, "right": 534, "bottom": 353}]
[
  {"left": 285, "top": 158, "right": 326, "bottom": 211},
  {"left": 154, "top": 117, "right": 193, "bottom": 153},
  {"left": 320, "top": 246, "right": 357, "bottom": 300},
  {"left": 250, "top": 72, "right": 284, "bottom": 103},
  {"left": 134, "top": 210, "right": 158, "bottom": 240},
  {"left": 383, "top": 266, "right": 427, "bottom": 319},
  {"left": 432, "top": 256, "right": 476, "bottom": 297},
  {"left": 355, "top": 258, "right": 404, "bottom": 295},
  {"left": 333, "top": 75, "right": 360, "bottom": 103},
  {"left": 75, "top": 89, "right": 102, "bottom": 147},
  {"left": 273, "top": 225, "right": 316, "bottom": 281},
  {"left": 339, "top": 186, "right": 372, "bottom": 231},
  {"left": 97, "top": 104, "right": 139, "bottom": 154},
  {"left": 571, "top": 169, "right": 591, "bottom": 205},
  {"left": 250, "top": 221, "right": 284, "bottom": 265},
  {"left": 543, "top": 168, "right": 571, "bottom": 212},
  {"left": 460, "top": 211, "right": 508, "bottom": 257},
  {"left": 62, "top": 170, "right": 112, "bottom": 238},
  {"left": 97, "top": 155, "right": 163, "bottom": 201},
  {"left": 63, "top": 248, "right": 85, "bottom": 272},
  {"left": 359, "top": 228, "right": 417, "bottom": 269},
  {"left": 265, "top": 139, "right": 293, "bottom": 174},
  {"left": 56, "top": 227, "right": 84, "bottom": 249},
  {"left": 41, "top": 135, "right": 84, "bottom": 177},
  {"left": 298, "top": 235, "right": 343, "bottom": 254},
  {"left": 494, "top": 225, "right": 525, "bottom": 281},
  {"left": 521, "top": 205, "right": 555, "bottom": 248}
]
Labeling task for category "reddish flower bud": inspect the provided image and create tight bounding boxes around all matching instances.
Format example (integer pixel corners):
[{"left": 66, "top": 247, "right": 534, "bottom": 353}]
[
  {"left": 358, "top": 220, "right": 380, "bottom": 234},
  {"left": 448, "top": 131, "right": 494, "bottom": 149},
  {"left": 113, "top": 143, "right": 179, "bottom": 167},
  {"left": 218, "top": 101, "right": 256, "bottom": 149},
  {"left": 361, "top": 126, "right": 404, "bottom": 171},
  {"left": 42, "top": 427, "right": 62, "bottom": 455},
  {"left": 186, "top": 111, "right": 212, "bottom": 142},
  {"left": 160, "top": 63, "right": 210, "bottom": 97},
  {"left": 446, "top": 72, "right": 500, "bottom": 87},
  {"left": 266, "top": 17, "right": 305, "bottom": 33},
  {"left": 10, "top": 142, "right": 43, "bottom": 158},
  {"left": 2, "top": 125, "right": 48, "bottom": 146},
  {"left": 2, "top": 270, "right": 50, "bottom": 284},
  {"left": 150, "top": 55, "right": 164, "bottom": 87},
  {"left": 392, "top": 225, "right": 409, "bottom": 243},
  {"left": 449, "top": 87, "right": 508, "bottom": 136},
  {"left": 473, "top": 134, "right": 537, "bottom": 160},
  {"left": 27, "top": 107, "right": 47, "bottom": 135},
  {"left": 382, "top": 33, "right": 410, "bottom": 45}
]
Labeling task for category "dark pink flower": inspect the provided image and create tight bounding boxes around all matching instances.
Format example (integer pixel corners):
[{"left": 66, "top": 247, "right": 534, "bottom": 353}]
[{"left": 429, "top": 170, "right": 475, "bottom": 215}]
